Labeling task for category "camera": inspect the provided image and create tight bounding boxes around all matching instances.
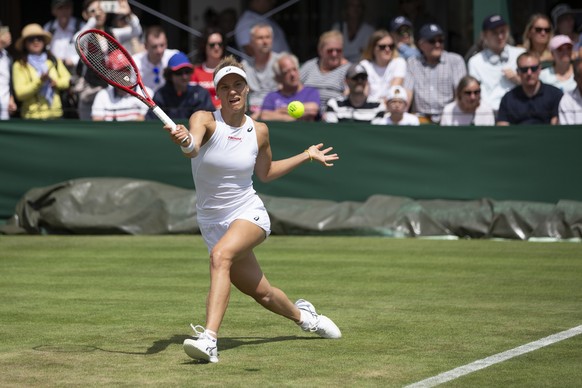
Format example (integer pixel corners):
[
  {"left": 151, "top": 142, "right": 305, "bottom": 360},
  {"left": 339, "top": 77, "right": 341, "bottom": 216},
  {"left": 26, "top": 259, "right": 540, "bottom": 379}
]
[{"left": 100, "top": 1, "right": 120, "bottom": 14}]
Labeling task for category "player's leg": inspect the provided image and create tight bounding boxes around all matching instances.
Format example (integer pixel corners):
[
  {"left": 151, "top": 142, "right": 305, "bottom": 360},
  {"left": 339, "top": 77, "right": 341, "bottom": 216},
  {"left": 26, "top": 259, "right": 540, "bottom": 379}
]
[
  {"left": 205, "top": 219, "right": 268, "bottom": 334},
  {"left": 230, "top": 249, "right": 301, "bottom": 323}
]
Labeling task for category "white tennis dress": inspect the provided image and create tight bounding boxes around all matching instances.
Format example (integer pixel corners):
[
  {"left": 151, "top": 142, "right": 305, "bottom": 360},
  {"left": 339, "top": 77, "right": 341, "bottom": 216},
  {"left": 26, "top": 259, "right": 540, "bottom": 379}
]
[{"left": 191, "top": 111, "right": 271, "bottom": 250}]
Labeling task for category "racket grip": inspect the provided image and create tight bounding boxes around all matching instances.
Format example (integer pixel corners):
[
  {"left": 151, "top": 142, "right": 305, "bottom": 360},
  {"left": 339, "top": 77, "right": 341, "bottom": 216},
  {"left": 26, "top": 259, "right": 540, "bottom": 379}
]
[{"left": 152, "top": 106, "right": 177, "bottom": 132}]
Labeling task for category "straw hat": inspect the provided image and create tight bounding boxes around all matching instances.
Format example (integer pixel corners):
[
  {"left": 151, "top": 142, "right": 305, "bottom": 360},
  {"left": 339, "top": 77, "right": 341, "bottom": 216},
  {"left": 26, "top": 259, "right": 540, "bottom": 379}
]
[{"left": 15, "top": 23, "right": 52, "bottom": 51}]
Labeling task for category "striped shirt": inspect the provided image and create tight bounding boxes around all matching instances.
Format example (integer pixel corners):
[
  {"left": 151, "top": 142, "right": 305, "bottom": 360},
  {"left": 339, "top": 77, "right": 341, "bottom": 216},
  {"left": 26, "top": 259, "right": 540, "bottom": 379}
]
[
  {"left": 403, "top": 51, "right": 467, "bottom": 118},
  {"left": 324, "top": 96, "right": 385, "bottom": 123},
  {"left": 300, "top": 58, "right": 351, "bottom": 111}
]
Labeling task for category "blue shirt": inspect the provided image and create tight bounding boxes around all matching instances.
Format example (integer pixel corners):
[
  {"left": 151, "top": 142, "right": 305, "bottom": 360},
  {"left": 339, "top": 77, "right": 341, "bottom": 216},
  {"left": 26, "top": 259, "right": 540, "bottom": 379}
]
[
  {"left": 497, "top": 83, "right": 563, "bottom": 125},
  {"left": 150, "top": 83, "right": 215, "bottom": 119}
]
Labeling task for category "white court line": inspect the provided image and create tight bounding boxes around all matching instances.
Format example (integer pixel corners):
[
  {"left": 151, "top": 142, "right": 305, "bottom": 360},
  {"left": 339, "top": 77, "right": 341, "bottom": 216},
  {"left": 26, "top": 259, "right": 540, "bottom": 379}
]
[{"left": 405, "top": 325, "right": 582, "bottom": 388}]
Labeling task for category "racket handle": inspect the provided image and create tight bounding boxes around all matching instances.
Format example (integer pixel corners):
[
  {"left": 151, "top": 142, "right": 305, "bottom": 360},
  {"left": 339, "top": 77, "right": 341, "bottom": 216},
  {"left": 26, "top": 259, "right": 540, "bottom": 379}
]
[{"left": 152, "top": 106, "right": 177, "bottom": 132}]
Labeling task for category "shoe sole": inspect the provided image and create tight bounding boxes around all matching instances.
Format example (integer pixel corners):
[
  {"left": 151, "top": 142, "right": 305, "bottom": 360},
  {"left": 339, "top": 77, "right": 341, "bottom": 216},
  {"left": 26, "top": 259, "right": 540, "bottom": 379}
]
[{"left": 183, "top": 339, "right": 218, "bottom": 363}]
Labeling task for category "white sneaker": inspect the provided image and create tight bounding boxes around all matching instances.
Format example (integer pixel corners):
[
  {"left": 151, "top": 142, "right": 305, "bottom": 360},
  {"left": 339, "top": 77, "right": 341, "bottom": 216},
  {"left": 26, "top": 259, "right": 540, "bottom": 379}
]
[
  {"left": 183, "top": 324, "right": 219, "bottom": 363},
  {"left": 295, "top": 299, "right": 342, "bottom": 339}
]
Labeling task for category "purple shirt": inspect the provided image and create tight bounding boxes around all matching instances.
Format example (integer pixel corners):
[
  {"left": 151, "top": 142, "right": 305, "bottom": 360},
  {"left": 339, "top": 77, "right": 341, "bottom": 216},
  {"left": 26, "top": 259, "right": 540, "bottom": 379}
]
[{"left": 261, "top": 87, "right": 321, "bottom": 112}]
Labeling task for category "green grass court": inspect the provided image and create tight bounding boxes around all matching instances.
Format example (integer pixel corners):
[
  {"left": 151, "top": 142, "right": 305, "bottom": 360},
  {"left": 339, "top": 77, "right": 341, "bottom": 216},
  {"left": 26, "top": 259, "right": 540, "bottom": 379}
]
[{"left": 1, "top": 236, "right": 581, "bottom": 387}]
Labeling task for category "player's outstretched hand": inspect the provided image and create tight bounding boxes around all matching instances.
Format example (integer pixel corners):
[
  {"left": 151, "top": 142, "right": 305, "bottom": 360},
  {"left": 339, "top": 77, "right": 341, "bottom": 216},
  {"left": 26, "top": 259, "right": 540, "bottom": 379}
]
[
  {"left": 164, "top": 124, "right": 191, "bottom": 146},
  {"left": 307, "top": 143, "right": 339, "bottom": 167}
]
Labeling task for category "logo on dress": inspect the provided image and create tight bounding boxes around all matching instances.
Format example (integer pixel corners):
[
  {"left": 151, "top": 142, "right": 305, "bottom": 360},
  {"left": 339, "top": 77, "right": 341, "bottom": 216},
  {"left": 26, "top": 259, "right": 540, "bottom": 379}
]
[
  {"left": 228, "top": 135, "right": 242, "bottom": 141},
  {"left": 247, "top": 126, "right": 253, "bottom": 132},
  {"left": 254, "top": 216, "right": 260, "bottom": 221}
]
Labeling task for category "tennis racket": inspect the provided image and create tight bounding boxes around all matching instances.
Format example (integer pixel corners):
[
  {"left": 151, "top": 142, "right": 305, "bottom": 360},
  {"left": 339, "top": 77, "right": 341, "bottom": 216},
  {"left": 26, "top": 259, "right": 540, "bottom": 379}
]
[{"left": 75, "top": 29, "right": 176, "bottom": 131}]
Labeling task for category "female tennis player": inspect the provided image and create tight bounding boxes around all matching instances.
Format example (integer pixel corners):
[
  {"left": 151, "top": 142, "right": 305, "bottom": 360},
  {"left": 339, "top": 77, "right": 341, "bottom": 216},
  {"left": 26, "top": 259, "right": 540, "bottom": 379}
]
[{"left": 165, "top": 55, "right": 341, "bottom": 363}]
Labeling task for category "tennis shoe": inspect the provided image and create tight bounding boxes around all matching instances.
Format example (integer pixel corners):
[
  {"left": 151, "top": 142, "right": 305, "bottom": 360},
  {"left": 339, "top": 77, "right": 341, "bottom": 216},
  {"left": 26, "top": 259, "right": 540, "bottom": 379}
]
[
  {"left": 183, "top": 324, "right": 218, "bottom": 363},
  {"left": 295, "top": 299, "right": 341, "bottom": 339}
]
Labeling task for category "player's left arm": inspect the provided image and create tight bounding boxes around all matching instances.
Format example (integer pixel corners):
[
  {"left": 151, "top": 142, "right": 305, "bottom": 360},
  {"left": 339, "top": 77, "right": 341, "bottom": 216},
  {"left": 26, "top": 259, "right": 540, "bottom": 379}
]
[{"left": 254, "top": 121, "right": 339, "bottom": 183}]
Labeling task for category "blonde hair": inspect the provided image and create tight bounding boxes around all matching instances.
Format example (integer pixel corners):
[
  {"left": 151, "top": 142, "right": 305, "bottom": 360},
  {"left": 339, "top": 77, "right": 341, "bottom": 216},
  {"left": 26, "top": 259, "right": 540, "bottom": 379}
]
[
  {"left": 521, "top": 13, "right": 553, "bottom": 54},
  {"left": 318, "top": 30, "right": 343, "bottom": 52},
  {"left": 213, "top": 55, "right": 244, "bottom": 79},
  {"left": 361, "top": 29, "right": 399, "bottom": 61}
]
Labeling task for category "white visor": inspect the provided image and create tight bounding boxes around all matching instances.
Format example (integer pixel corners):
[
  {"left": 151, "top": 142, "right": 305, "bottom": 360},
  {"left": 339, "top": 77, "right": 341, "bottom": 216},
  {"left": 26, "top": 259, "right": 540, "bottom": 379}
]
[{"left": 213, "top": 66, "right": 248, "bottom": 88}]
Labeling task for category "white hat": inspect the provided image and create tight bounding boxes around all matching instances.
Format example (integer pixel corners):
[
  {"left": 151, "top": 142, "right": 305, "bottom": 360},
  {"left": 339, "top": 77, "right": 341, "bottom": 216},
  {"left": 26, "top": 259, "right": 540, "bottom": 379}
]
[{"left": 387, "top": 85, "right": 408, "bottom": 102}]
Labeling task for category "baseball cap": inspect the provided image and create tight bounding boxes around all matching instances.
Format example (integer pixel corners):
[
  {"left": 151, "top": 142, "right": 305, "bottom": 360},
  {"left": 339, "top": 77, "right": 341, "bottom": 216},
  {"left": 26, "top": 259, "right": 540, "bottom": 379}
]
[
  {"left": 552, "top": 4, "right": 574, "bottom": 26},
  {"left": 482, "top": 14, "right": 507, "bottom": 31},
  {"left": 387, "top": 85, "right": 407, "bottom": 102},
  {"left": 390, "top": 16, "right": 413, "bottom": 32},
  {"left": 52, "top": 0, "right": 72, "bottom": 8},
  {"left": 549, "top": 34, "right": 573, "bottom": 51},
  {"left": 417, "top": 24, "right": 444, "bottom": 41},
  {"left": 167, "top": 52, "right": 194, "bottom": 71},
  {"left": 346, "top": 63, "right": 367, "bottom": 79}
]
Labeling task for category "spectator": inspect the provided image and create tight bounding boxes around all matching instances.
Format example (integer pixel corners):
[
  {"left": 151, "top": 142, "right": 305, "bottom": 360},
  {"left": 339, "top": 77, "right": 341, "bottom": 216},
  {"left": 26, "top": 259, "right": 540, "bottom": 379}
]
[
  {"left": 234, "top": 0, "right": 290, "bottom": 56},
  {"left": 191, "top": 28, "right": 226, "bottom": 109},
  {"left": 551, "top": 3, "right": 579, "bottom": 55},
  {"left": 12, "top": 24, "right": 70, "bottom": 119},
  {"left": 74, "top": 0, "right": 142, "bottom": 120},
  {"left": 372, "top": 85, "right": 419, "bottom": 126},
  {"left": 403, "top": 23, "right": 466, "bottom": 124},
  {"left": 109, "top": 7, "right": 145, "bottom": 55},
  {"left": 241, "top": 23, "right": 281, "bottom": 119},
  {"left": 332, "top": 0, "right": 375, "bottom": 63},
  {"left": 259, "top": 52, "right": 320, "bottom": 121},
  {"left": 91, "top": 86, "right": 148, "bottom": 121},
  {"left": 389, "top": 15, "right": 420, "bottom": 60},
  {"left": 468, "top": 14, "right": 525, "bottom": 113},
  {"left": 150, "top": 52, "right": 215, "bottom": 120},
  {"left": 559, "top": 58, "right": 582, "bottom": 124},
  {"left": 497, "top": 51, "right": 563, "bottom": 125},
  {"left": 0, "top": 22, "right": 16, "bottom": 119},
  {"left": 540, "top": 35, "right": 576, "bottom": 93},
  {"left": 324, "top": 63, "right": 385, "bottom": 123},
  {"left": 518, "top": 13, "right": 553, "bottom": 67},
  {"left": 359, "top": 29, "right": 406, "bottom": 102},
  {"left": 300, "top": 30, "right": 351, "bottom": 112},
  {"left": 132, "top": 25, "right": 179, "bottom": 93},
  {"left": 43, "top": 0, "right": 84, "bottom": 73},
  {"left": 440, "top": 75, "right": 495, "bottom": 126},
  {"left": 397, "top": 0, "right": 433, "bottom": 29}
]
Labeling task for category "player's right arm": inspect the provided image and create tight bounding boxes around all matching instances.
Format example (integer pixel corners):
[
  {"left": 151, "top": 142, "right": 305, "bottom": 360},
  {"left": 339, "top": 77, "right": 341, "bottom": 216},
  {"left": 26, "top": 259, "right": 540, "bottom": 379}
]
[{"left": 164, "top": 110, "right": 215, "bottom": 158}]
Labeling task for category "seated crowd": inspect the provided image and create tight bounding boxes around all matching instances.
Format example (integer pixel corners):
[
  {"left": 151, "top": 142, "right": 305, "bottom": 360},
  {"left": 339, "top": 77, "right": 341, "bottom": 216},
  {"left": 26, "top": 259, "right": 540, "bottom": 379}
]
[{"left": 3, "top": 0, "right": 582, "bottom": 125}]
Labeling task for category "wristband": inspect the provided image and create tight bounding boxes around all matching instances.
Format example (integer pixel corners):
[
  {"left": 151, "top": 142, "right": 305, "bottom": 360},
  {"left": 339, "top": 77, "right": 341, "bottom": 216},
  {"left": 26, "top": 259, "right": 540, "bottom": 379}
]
[
  {"left": 180, "top": 134, "right": 195, "bottom": 153},
  {"left": 304, "top": 149, "right": 313, "bottom": 162}
]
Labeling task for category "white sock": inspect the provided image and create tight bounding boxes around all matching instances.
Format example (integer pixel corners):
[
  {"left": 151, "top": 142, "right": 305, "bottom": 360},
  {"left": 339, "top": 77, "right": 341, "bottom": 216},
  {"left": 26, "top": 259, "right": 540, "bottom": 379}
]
[{"left": 298, "top": 309, "right": 313, "bottom": 330}]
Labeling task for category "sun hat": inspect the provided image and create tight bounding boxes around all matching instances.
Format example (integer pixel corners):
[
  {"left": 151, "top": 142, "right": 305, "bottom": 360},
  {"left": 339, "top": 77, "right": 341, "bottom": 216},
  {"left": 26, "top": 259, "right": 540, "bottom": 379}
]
[
  {"left": 15, "top": 23, "right": 52, "bottom": 51},
  {"left": 387, "top": 85, "right": 408, "bottom": 102}
]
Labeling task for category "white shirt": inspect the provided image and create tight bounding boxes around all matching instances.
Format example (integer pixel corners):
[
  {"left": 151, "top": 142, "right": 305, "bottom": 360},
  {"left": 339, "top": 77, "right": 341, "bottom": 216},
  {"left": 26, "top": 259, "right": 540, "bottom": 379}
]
[
  {"left": 132, "top": 49, "right": 178, "bottom": 92},
  {"left": 191, "top": 111, "right": 259, "bottom": 224},
  {"left": 372, "top": 112, "right": 420, "bottom": 126},
  {"left": 91, "top": 86, "right": 149, "bottom": 121},
  {"left": 0, "top": 49, "right": 11, "bottom": 120},
  {"left": 43, "top": 17, "right": 84, "bottom": 67},
  {"left": 359, "top": 58, "right": 407, "bottom": 101},
  {"left": 539, "top": 67, "right": 577, "bottom": 93},
  {"left": 468, "top": 45, "right": 525, "bottom": 111},
  {"left": 440, "top": 100, "right": 496, "bottom": 126},
  {"left": 558, "top": 88, "right": 582, "bottom": 124}
]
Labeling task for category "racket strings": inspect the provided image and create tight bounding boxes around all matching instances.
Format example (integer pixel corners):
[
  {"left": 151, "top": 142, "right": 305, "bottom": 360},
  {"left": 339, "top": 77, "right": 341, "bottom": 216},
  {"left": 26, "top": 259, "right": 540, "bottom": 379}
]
[{"left": 77, "top": 33, "right": 138, "bottom": 88}]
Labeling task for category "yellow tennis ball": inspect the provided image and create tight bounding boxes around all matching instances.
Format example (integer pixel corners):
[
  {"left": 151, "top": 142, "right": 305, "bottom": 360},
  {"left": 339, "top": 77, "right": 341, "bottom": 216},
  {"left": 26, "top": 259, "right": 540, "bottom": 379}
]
[{"left": 287, "top": 101, "right": 305, "bottom": 119}]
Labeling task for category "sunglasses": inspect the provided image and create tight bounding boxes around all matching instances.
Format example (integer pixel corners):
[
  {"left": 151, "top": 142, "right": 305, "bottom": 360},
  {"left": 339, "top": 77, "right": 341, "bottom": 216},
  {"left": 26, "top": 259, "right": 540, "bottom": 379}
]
[
  {"left": 517, "top": 64, "right": 540, "bottom": 73},
  {"left": 174, "top": 69, "right": 193, "bottom": 76},
  {"left": 427, "top": 38, "right": 444, "bottom": 45},
  {"left": 377, "top": 43, "right": 396, "bottom": 51},
  {"left": 326, "top": 48, "right": 343, "bottom": 54},
  {"left": 26, "top": 36, "right": 44, "bottom": 43},
  {"left": 351, "top": 75, "right": 368, "bottom": 82},
  {"left": 207, "top": 42, "right": 223, "bottom": 48},
  {"left": 153, "top": 67, "right": 160, "bottom": 84},
  {"left": 533, "top": 27, "right": 551, "bottom": 34},
  {"left": 463, "top": 89, "right": 481, "bottom": 96}
]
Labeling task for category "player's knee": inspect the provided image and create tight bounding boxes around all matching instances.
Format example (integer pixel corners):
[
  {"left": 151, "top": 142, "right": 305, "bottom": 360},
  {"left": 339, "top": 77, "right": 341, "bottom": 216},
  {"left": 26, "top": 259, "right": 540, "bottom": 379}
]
[
  {"left": 254, "top": 288, "right": 274, "bottom": 306},
  {"left": 209, "top": 247, "right": 234, "bottom": 272}
]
